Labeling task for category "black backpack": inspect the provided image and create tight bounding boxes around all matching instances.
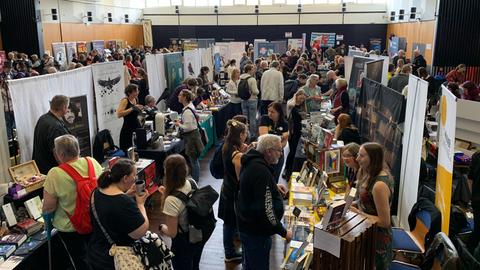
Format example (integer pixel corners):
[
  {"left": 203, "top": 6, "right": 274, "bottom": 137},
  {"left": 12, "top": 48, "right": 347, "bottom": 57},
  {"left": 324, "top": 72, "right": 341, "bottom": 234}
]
[
  {"left": 237, "top": 76, "right": 252, "bottom": 100},
  {"left": 209, "top": 141, "right": 224, "bottom": 179},
  {"left": 172, "top": 179, "right": 218, "bottom": 244}
]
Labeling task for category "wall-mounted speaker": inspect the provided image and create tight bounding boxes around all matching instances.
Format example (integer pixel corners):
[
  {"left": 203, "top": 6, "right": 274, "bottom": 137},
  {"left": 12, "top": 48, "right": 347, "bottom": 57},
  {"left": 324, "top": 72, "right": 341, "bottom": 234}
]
[
  {"left": 342, "top": 3, "right": 346, "bottom": 12},
  {"left": 390, "top": 11, "right": 395, "bottom": 21},
  {"left": 175, "top": 5, "right": 179, "bottom": 14},
  {"left": 107, "top": 12, "right": 112, "bottom": 22},
  {"left": 297, "top": 4, "right": 302, "bottom": 13},
  {"left": 399, "top": 9, "right": 404, "bottom": 20},
  {"left": 51, "top": 8, "right": 58, "bottom": 20},
  {"left": 214, "top": 5, "right": 218, "bottom": 14},
  {"left": 87, "top": 11, "right": 93, "bottom": 22},
  {"left": 255, "top": 5, "right": 259, "bottom": 14},
  {"left": 410, "top": 7, "right": 417, "bottom": 19},
  {"left": 124, "top": 14, "right": 129, "bottom": 23}
]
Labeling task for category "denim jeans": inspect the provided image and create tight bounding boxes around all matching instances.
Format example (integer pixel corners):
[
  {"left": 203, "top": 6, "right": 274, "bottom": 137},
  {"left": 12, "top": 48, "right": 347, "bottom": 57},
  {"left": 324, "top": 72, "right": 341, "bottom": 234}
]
[
  {"left": 223, "top": 224, "right": 237, "bottom": 257},
  {"left": 241, "top": 99, "right": 258, "bottom": 140},
  {"left": 259, "top": 100, "right": 273, "bottom": 116},
  {"left": 190, "top": 157, "right": 200, "bottom": 182},
  {"left": 240, "top": 232, "right": 272, "bottom": 270},
  {"left": 171, "top": 232, "right": 205, "bottom": 270}
]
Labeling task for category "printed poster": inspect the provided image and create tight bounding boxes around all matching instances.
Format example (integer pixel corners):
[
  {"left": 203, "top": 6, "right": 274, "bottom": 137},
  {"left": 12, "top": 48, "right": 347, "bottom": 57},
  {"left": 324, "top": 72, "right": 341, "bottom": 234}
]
[
  {"left": 92, "top": 61, "right": 125, "bottom": 146},
  {"left": 65, "top": 42, "right": 77, "bottom": 64},
  {"left": 92, "top": 40, "right": 105, "bottom": 56},
  {"left": 229, "top": 42, "right": 247, "bottom": 67},
  {"left": 77, "top": 41, "right": 88, "bottom": 54},
  {"left": 254, "top": 42, "right": 275, "bottom": 59},
  {"left": 107, "top": 40, "right": 117, "bottom": 51},
  {"left": 325, "top": 149, "right": 340, "bottom": 174},
  {"left": 365, "top": 59, "right": 384, "bottom": 84},
  {"left": 214, "top": 43, "right": 229, "bottom": 73},
  {"left": 288, "top": 39, "right": 303, "bottom": 51},
  {"left": 310, "top": 32, "right": 336, "bottom": 50},
  {"left": 164, "top": 53, "right": 184, "bottom": 93},
  {"left": 63, "top": 95, "right": 91, "bottom": 156},
  {"left": 52, "top": 43, "right": 67, "bottom": 71},
  {"left": 435, "top": 86, "right": 457, "bottom": 234}
]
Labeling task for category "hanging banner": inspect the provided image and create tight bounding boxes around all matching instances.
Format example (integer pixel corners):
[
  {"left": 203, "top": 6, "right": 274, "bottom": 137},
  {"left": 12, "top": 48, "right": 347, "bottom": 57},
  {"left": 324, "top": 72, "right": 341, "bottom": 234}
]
[
  {"left": 201, "top": 48, "right": 214, "bottom": 82},
  {"left": 92, "top": 61, "right": 125, "bottom": 146},
  {"left": 213, "top": 43, "right": 229, "bottom": 72},
  {"left": 52, "top": 43, "right": 67, "bottom": 71},
  {"left": 288, "top": 39, "right": 303, "bottom": 51},
  {"left": 77, "top": 41, "right": 88, "bottom": 54},
  {"left": 302, "top": 33, "right": 307, "bottom": 52},
  {"left": 142, "top": 19, "right": 153, "bottom": 48},
  {"left": 107, "top": 40, "right": 117, "bottom": 51},
  {"left": 164, "top": 53, "right": 184, "bottom": 93},
  {"left": 9, "top": 67, "right": 95, "bottom": 162},
  {"left": 254, "top": 42, "right": 275, "bottom": 59},
  {"left": 65, "top": 42, "right": 77, "bottom": 64},
  {"left": 310, "top": 32, "right": 336, "bottom": 50},
  {"left": 63, "top": 95, "right": 91, "bottom": 157},
  {"left": 91, "top": 40, "right": 105, "bottom": 56},
  {"left": 145, "top": 54, "right": 166, "bottom": 101},
  {"left": 183, "top": 50, "right": 201, "bottom": 78},
  {"left": 436, "top": 86, "right": 457, "bottom": 234},
  {"left": 398, "top": 75, "right": 428, "bottom": 229},
  {"left": 271, "top": 40, "right": 287, "bottom": 55},
  {"left": 229, "top": 42, "right": 247, "bottom": 67}
]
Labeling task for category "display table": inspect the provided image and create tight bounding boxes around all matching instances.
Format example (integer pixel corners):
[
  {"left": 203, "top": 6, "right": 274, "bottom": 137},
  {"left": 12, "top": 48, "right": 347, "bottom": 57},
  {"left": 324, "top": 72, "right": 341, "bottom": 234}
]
[
  {"left": 313, "top": 212, "right": 377, "bottom": 270},
  {"left": 137, "top": 138, "right": 184, "bottom": 180},
  {"left": 199, "top": 114, "right": 215, "bottom": 160},
  {"left": 210, "top": 102, "right": 235, "bottom": 138}
]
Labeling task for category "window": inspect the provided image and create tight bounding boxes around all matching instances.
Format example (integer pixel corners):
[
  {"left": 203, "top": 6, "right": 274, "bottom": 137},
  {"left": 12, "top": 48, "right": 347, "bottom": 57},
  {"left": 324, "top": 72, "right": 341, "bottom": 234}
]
[
  {"left": 259, "top": 0, "right": 273, "bottom": 5},
  {"left": 274, "top": 0, "right": 286, "bottom": 3},
  {"left": 286, "top": 0, "right": 299, "bottom": 4},
  {"left": 221, "top": 0, "right": 234, "bottom": 6},
  {"left": 234, "top": 0, "right": 246, "bottom": 4},
  {"left": 183, "top": 0, "right": 196, "bottom": 6},
  {"left": 247, "top": 0, "right": 259, "bottom": 5},
  {"left": 171, "top": 0, "right": 181, "bottom": 5},
  {"left": 143, "top": 0, "right": 388, "bottom": 7}
]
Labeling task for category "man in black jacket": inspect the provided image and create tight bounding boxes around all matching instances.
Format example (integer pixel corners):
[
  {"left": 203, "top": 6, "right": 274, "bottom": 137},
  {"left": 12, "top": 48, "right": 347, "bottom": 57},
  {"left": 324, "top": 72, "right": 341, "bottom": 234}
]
[
  {"left": 237, "top": 134, "right": 292, "bottom": 270},
  {"left": 412, "top": 49, "right": 427, "bottom": 76}
]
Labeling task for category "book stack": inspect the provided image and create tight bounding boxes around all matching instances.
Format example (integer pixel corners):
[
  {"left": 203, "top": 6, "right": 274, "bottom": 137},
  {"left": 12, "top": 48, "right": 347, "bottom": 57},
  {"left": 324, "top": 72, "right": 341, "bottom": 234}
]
[
  {"left": 16, "top": 219, "right": 43, "bottom": 236},
  {"left": 0, "top": 255, "right": 23, "bottom": 269},
  {"left": 0, "top": 245, "right": 15, "bottom": 261},
  {"left": 0, "top": 234, "right": 27, "bottom": 248},
  {"left": 292, "top": 193, "right": 313, "bottom": 207}
]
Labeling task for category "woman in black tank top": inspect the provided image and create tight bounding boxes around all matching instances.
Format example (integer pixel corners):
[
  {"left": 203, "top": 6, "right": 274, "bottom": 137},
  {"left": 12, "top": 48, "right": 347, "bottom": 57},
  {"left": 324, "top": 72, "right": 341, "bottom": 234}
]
[{"left": 117, "top": 84, "right": 143, "bottom": 152}]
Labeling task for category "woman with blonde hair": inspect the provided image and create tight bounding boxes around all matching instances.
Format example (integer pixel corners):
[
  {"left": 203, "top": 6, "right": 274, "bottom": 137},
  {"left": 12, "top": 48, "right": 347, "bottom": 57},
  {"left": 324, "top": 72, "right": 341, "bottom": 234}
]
[
  {"left": 226, "top": 68, "right": 242, "bottom": 116},
  {"left": 352, "top": 142, "right": 393, "bottom": 270},
  {"left": 175, "top": 89, "right": 204, "bottom": 181},
  {"left": 284, "top": 89, "right": 307, "bottom": 180},
  {"left": 335, "top": 113, "right": 360, "bottom": 145}
]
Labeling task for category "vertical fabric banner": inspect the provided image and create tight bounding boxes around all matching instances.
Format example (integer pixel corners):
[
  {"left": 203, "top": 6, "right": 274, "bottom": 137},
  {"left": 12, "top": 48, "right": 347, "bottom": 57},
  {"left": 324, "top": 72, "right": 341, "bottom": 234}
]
[
  {"left": 91, "top": 40, "right": 105, "bottom": 56},
  {"left": 398, "top": 75, "right": 428, "bottom": 229},
  {"left": 52, "top": 43, "right": 67, "bottom": 71},
  {"left": 77, "top": 41, "right": 88, "bottom": 54},
  {"left": 229, "top": 42, "right": 246, "bottom": 66},
  {"left": 164, "top": 53, "right": 184, "bottom": 93},
  {"left": 142, "top": 19, "right": 153, "bottom": 48},
  {"left": 436, "top": 86, "right": 457, "bottom": 234},
  {"left": 65, "top": 42, "right": 77, "bottom": 64},
  {"left": 9, "top": 67, "right": 95, "bottom": 162},
  {"left": 91, "top": 61, "right": 125, "bottom": 146},
  {"left": 201, "top": 48, "right": 214, "bottom": 82},
  {"left": 183, "top": 50, "right": 197, "bottom": 77}
]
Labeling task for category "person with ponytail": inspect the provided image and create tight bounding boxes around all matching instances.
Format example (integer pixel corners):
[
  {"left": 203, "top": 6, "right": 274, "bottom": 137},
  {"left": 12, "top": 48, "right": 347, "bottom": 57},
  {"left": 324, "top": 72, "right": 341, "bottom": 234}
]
[
  {"left": 158, "top": 154, "right": 205, "bottom": 270},
  {"left": 330, "top": 78, "right": 350, "bottom": 120},
  {"left": 87, "top": 159, "right": 149, "bottom": 270},
  {"left": 175, "top": 89, "right": 204, "bottom": 181},
  {"left": 219, "top": 119, "right": 248, "bottom": 262}
]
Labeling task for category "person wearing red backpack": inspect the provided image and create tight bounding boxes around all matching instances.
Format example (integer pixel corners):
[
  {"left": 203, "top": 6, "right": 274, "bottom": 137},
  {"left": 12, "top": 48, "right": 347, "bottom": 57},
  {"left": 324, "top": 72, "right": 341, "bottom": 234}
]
[{"left": 43, "top": 135, "right": 103, "bottom": 270}]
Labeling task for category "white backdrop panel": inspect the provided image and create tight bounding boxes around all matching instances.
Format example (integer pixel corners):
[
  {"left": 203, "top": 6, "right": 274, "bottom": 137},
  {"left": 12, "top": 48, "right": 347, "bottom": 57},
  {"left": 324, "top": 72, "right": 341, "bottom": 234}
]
[
  {"left": 200, "top": 48, "right": 214, "bottom": 82},
  {"left": 9, "top": 67, "right": 95, "bottom": 163},
  {"left": 92, "top": 61, "right": 125, "bottom": 146},
  {"left": 146, "top": 54, "right": 167, "bottom": 100},
  {"left": 398, "top": 74, "right": 428, "bottom": 229}
]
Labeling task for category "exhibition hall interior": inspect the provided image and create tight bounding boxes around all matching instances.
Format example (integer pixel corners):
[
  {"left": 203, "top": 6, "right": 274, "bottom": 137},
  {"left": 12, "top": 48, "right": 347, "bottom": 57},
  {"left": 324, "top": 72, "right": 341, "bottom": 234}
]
[{"left": 0, "top": 0, "right": 479, "bottom": 269}]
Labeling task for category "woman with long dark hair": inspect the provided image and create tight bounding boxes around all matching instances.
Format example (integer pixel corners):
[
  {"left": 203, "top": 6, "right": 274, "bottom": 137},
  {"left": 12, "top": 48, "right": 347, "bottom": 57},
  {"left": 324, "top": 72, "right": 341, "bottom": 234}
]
[
  {"left": 159, "top": 154, "right": 204, "bottom": 270},
  {"left": 219, "top": 119, "right": 248, "bottom": 262},
  {"left": 117, "top": 84, "right": 143, "bottom": 152},
  {"left": 87, "top": 159, "right": 149, "bottom": 270},
  {"left": 352, "top": 142, "right": 393, "bottom": 270},
  {"left": 259, "top": 101, "right": 289, "bottom": 183},
  {"left": 335, "top": 113, "right": 361, "bottom": 145},
  {"left": 136, "top": 68, "right": 149, "bottom": 105}
]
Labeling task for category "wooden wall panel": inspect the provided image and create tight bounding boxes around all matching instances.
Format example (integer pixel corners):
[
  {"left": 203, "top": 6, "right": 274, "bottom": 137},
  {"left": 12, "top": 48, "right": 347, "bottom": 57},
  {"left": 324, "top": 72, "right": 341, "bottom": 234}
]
[
  {"left": 386, "top": 21, "right": 435, "bottom": 65},
  {"left": 42, "top": 23, "right": 144, "bottom": 52}
]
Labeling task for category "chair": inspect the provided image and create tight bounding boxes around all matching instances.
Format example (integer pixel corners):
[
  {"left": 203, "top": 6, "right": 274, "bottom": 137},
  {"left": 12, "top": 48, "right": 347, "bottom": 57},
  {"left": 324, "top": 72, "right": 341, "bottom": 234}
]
[
  {"left": 390, "top": 260, "right": 420, "bottom": 270},
  {"left": 455, "top": 237, "right": 480, "bottom": 270},
  {"left": 393, "top": 210, "right": 431, "bottom": 254}
]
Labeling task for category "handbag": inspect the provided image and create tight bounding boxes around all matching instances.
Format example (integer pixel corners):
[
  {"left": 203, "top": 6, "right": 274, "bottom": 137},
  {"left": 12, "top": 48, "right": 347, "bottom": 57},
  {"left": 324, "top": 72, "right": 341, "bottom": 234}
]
[{"left": 90, "top": 190, "right": 174, "bottom": 270}]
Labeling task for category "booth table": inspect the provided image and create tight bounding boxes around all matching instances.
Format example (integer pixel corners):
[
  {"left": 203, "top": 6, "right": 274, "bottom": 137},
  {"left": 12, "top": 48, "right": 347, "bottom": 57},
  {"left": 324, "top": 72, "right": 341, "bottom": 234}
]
[
  {"left": 199, "top": 114, "right": 216, "bottom": 160},
  {"left": 137, "top": 139, "right": 184, "bottom": 180},
  {"left": 210, "top": 103, "right": 236, "bottom": 138}
]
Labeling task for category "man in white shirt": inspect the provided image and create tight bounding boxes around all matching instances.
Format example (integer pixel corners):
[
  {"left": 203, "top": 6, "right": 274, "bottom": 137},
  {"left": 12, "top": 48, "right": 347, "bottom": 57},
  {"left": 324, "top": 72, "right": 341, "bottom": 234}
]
[{"left": 260, "top": 61, "right": 284, "bottom": 115}]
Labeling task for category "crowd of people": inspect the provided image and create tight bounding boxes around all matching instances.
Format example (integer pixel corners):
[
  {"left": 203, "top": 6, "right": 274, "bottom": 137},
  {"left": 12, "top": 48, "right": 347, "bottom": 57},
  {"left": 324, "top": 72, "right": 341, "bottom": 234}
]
[{"left": 5, "top": 39, "right": 479, "bottom": 270}]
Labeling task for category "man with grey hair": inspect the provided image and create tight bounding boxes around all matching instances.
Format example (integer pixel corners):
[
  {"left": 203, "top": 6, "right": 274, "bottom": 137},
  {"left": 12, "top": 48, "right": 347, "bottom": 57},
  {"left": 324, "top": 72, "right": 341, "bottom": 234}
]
[
  {"left": 237, "top": 134, "right": 292, "bottom": 269},
  {"left": 260, "top": 60, "right": 284, "bottom": 115},
  {"left": 388, "top": 64, "right": 411, "bottom": 93},
  {"left": 43, "top": 135, "right": 103, "bottom": 270},
  {"left": 33, "top": 95, "right": 72, "bottom": 174}
]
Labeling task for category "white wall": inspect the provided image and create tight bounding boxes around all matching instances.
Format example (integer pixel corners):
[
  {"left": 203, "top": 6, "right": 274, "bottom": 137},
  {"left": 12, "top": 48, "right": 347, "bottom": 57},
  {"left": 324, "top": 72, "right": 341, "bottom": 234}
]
[
  {"left": 40, "top": 0, "right": 143, "bottom": 24},
  {"left": 387, "top": 0, "right": 437, "bottom": 22},
  {"left": 143, "top": 3, "right": 388, "bottom": 25}
]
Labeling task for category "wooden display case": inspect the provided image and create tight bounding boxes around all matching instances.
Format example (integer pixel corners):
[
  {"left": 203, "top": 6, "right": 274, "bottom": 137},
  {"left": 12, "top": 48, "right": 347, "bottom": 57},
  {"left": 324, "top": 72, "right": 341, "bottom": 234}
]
[{"left": 8, "top": 161, "right": 46, "bottom": 193}]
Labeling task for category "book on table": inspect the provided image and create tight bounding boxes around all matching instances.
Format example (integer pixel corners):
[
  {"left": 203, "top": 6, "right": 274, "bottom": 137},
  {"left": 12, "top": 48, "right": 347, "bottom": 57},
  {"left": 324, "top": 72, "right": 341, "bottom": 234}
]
[
  {"left": 0, "top": 245, "right": 15, "bottom": 260},
  {"left": 321, "top": 200, "right": 347, "bottom": 229},
  {"left": 0, "top": 234, "right": 27, "bottom": 247}
]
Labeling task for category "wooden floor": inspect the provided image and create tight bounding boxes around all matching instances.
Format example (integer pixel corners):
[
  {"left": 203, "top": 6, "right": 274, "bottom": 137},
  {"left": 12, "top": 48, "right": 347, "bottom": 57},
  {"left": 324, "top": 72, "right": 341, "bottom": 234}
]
[{"left": 147, "top": 149, "right": 285, "bottom": 270}]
